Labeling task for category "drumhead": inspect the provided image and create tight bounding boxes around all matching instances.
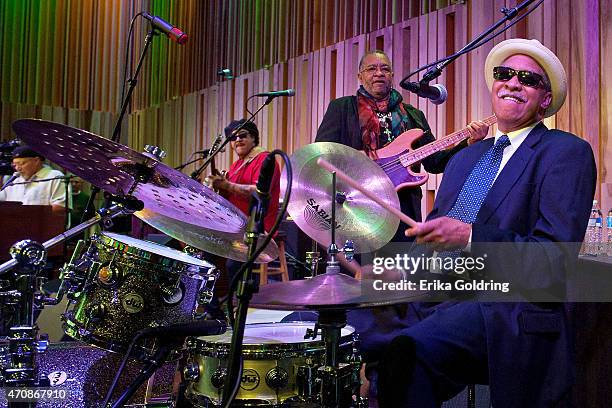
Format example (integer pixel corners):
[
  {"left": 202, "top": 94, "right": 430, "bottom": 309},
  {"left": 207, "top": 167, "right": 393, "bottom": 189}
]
[
  {"left": 198, "top": 322, "right": 355, "bottom": 345},
  {"left": 101, "top": 232, "right": 213, "bottom": 268}
]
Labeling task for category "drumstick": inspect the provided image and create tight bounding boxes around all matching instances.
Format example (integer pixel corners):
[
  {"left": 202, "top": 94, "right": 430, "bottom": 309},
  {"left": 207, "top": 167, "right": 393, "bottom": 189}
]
[{"left": 317, "top": 157, "right": 419, "bottom": 228}]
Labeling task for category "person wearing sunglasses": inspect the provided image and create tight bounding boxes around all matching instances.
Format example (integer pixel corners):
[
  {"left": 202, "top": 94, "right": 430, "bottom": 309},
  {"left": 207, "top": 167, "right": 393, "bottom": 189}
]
[
  {"left": 203, "top": 119, "right": 281, "bottom": 319},
  {"left": 375, "top": 39, "right": 596, "bottom": 407},
  {"left": 207, "top": 119, "right": 280, "bottom": 233},
  {"left": 314, "top": 49, "right": 489, "bottom": 402}
]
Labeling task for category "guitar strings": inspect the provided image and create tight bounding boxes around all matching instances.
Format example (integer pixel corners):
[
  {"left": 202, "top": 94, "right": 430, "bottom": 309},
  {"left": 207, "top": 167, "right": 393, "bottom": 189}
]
[{"left": 376, "top": 116, "right": 497, "bottom": 174}]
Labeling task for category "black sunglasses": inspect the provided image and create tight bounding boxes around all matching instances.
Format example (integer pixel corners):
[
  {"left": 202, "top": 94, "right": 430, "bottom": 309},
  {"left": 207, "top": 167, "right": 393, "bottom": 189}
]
[
  {"left": 229, "top": 132, "right": 250, "bottom": 141},
  {"left": 493, "top": 66, "right": 550, "bottom": 90}
]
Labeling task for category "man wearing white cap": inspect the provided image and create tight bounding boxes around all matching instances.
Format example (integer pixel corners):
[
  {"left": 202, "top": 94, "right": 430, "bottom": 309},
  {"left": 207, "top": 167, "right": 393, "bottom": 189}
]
[{"left": 377, "top": 39, "right": 597, "bottom": 407}]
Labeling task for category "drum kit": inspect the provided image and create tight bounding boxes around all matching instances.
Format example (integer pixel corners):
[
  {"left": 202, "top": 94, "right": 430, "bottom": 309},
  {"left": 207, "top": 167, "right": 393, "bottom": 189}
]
[{"left": 0, "top": 119, "right": 424, "bottom": 407}]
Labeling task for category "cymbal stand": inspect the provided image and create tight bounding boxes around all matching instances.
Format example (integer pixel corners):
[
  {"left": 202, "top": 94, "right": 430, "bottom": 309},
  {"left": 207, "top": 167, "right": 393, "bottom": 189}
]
[
  {"left": 307, "top": 171, "right": 362, "bottom": 407},
  {"left": 82, "top": 28, "right": 160, "bottom": 222},
  {"left": 0, "top": 201, "right": 139, "bottom": 389}
]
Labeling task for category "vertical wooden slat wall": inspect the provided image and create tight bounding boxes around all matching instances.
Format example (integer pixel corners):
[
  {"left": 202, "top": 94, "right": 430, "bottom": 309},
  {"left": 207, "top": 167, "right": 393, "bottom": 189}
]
[{"left": 0, "top": 0, "right": 610, "bottom": 211}]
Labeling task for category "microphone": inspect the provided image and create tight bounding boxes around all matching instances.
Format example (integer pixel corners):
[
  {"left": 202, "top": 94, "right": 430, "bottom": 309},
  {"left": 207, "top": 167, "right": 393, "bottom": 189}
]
[
  {"left": 1, "top": 172, "right": 19, "bottom": 192},
  {"left": 246, "top": 153, "right": 277, "bottom": 234},
  {"left": 137, "top": 319, "right": 227, "bottom": 340},
  {"left": 256, "top": 153, "right": 277, "bottom": 196},
  {"left": 254, "top": 89, "right": 295, "bottom": 98},
  {"left": 217, "top": 68, "right": 233, "bottom": 79},
  {"left": 403, "top": 82, "right": 447, "bottom": 105},
  {"left": 142, "top": 13, "right": 188, "bottom": 45}
]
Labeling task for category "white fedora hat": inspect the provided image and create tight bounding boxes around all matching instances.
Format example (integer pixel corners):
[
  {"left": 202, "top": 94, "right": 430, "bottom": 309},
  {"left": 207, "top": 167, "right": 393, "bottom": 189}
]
[{"left": 484, "top": 38, "right": 567, "bottom": 117}]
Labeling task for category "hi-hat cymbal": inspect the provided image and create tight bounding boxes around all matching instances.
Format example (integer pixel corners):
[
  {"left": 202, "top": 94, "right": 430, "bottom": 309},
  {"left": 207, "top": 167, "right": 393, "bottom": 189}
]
[
  {"left": 250, "top": 272, "right": 427, "bottom": 310},
  {"left": 284, "top": 142, "right": 400, "bottom": 254},
  {"left": 12, "top": 119, "right": 278, "bottom": 262}
]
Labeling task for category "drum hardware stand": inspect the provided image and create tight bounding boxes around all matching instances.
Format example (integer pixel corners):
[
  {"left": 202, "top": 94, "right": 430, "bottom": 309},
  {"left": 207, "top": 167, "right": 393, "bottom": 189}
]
[
  {"left": 107, "top": 339, "right": 175, "bottom": 408},
  {"left": 204, "top": 102, "right": 287, "bottom": 408},
  {"left": 0, "top": 200, "right": 141, "bottom": 391},
  {"left": 305, "top": 250, "right": 321, "bottom": 279},
  {"left": 220, "top": 197, "right": 265, "bottom": 408},
  {"left": 305, "top": 171, "right": 364, "bottom": 408},
  {"left": 82, "top": 25, "right": 160, "bottom": 222}
]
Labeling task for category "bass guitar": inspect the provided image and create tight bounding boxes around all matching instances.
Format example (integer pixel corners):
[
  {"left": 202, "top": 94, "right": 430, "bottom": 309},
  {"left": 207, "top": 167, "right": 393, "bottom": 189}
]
[{"left": 373, "top": 115, "right": 497, "bottom": 190}]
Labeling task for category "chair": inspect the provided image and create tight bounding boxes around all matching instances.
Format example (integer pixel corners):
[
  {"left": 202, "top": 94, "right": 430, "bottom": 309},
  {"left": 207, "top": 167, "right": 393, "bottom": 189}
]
[{"left": 252, "top": 231, "right": 289, "bottom": 285}]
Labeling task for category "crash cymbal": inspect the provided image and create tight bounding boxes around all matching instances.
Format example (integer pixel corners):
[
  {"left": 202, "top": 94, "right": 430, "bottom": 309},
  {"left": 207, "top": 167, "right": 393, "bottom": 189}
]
[
  {"left": 11, "top": 119, "right": 276, "bottom": 261},
  {"left": 136, "top": 208, "right": 278, "bottom": 263},
  {"left": 12, "top": 119, "right": 246, "bottom": 234},
  {"left": 250, "top": 272, "right": 427, "bottom": 310},
  {"left": 284, "top": 142, "right": 399, "bottom": 254}
]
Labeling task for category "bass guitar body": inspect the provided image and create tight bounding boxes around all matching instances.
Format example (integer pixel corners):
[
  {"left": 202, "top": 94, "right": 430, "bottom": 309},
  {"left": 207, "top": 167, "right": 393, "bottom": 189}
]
[{"left": 372, "top": 128, "right": 428, "bottom": 190}]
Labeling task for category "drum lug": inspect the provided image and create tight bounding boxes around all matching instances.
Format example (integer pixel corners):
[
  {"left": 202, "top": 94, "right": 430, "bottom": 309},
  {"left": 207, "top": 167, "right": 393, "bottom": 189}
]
[
  {"left": 161, "top": 280, "right": 185, "bottom": 306},
  {"left": 210, "top": 367, "right": 227, "bottom": 389},
  {"left": 183, "top": 360, "right": 200, "bottom": 382},
  {"left": 96, "top": 261, "right": 122, "bottom": 288},
  {"left": 197, "top": 270, "right": 219, "bottom": 306},
  {"left": 86, "top": 303, "right": 106, "bottom": 323},
  {"left": 34, "top": 333, "right": 49, "bottom": 354},
  {"left": 296, "top": 365, "right": 320, "bottom": 399},
  {"left": 265, "top": 366, "right": 289, "bottom": 390},
  {"left": 319, "top": 363, "right": 356, "bottom": 408}
]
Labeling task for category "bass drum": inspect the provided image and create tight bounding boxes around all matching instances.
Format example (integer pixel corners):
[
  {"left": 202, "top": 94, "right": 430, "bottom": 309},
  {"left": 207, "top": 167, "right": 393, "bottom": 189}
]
[
  {"left": 183, "top": 322, "right": 357, "bottom": 407},
  {"left": 0, "top": 341, "right": 175, "bottom": 408}
]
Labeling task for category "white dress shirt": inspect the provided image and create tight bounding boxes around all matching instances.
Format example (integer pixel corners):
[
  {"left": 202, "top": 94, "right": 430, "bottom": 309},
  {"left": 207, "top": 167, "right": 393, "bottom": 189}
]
[{"left": 0, "top": 165, "right": 68, "bottom": 206}]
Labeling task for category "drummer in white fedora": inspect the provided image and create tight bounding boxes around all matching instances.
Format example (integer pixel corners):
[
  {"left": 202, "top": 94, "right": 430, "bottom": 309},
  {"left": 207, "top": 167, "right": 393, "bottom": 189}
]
[{"left": 375, "top": 38, "right": 596, "bottom": 408}]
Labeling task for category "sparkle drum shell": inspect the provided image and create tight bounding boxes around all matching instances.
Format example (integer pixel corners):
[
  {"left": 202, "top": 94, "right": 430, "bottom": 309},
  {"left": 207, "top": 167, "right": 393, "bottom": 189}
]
[{"left": 63, "top": 232, "right": 216, "bottom": 356}]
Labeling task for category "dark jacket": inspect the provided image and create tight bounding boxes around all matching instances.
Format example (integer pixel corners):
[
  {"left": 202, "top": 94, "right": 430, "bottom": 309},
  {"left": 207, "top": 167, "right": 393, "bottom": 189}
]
[
  {"left": 315, "top": 95, "right": 466, "bottom": 228},
  {"left": 423, "top": 123, "right": 596, "bottom": 406}
]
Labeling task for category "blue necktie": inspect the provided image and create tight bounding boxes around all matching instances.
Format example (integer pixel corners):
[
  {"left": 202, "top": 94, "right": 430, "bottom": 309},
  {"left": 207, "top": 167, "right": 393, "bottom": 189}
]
[
  {"left": 447, "top": 135, "right": 511, "bottom": 223},
  {"left": 433, "top": 135, "right": 511, "bottom": 273}
]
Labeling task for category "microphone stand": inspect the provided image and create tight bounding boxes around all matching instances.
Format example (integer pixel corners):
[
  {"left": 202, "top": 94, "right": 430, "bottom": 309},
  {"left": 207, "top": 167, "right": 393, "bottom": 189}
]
[
  {"left": 399, "top": 0, "right": 539, "bottom": 89},
  {"left": 220, "top": 194, "right": 265, "bottom": 407},
  {"left": 108, "top": 343, "right": 173, "bottom": 408},
  {"left": 64, "top": 175, "right": 70, "bottom": 230},
  {"left": 82, "top": 29, "right": 159, "bottom": 222},
  {"left": 191, "top": 96, "right": 276, "bottom": 181},
  {"left": 174, "top": 154, "right": 205, "bottom": 171}
]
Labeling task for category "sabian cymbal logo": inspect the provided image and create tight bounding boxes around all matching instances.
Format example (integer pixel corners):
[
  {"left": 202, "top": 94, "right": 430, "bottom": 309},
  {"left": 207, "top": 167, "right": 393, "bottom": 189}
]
[{"left": 304, "top": 198, "right": 341, "bottom": 231}]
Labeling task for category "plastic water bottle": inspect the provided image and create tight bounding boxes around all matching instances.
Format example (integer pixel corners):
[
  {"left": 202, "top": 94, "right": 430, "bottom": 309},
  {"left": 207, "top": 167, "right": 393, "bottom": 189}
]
[
  {"left": 607, "top": 209, "right": 612, "bottom": 256},
  {"left": 584, "top": 200, "right": 602, "bottom": 256}
]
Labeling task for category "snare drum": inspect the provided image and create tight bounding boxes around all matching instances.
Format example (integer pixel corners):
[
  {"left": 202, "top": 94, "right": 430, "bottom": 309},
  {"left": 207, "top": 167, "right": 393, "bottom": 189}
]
[
  {"left": 62, "top": 232, "right": 216, "bottom": 356},
  {"left": 183, "top": 322, "right": 356, "bottom": 407}
]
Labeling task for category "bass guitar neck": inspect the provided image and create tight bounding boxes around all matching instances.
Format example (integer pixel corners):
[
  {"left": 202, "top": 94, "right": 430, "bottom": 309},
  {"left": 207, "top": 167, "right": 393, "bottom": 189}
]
[{"left": 373, "top": 115, "right": 497, "bottom": 190}]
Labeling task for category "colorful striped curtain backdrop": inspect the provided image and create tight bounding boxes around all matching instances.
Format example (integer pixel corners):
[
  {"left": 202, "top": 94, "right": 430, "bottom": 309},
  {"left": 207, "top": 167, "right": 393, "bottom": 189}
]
[{"left": 0, "top": 0, "right": 609, "bottom": 212}]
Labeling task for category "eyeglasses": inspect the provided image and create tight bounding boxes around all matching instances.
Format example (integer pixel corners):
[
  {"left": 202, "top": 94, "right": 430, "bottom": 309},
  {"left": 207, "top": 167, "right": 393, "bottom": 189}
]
[
  {"left": 360, "top": 64, "right": 393, "bottom": 75},
  {"left": 229, "top": 132, "right": 250, "bottom": 141},
  {"left": 493, "top": 66, "right": 550, "bottom": 90}
]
